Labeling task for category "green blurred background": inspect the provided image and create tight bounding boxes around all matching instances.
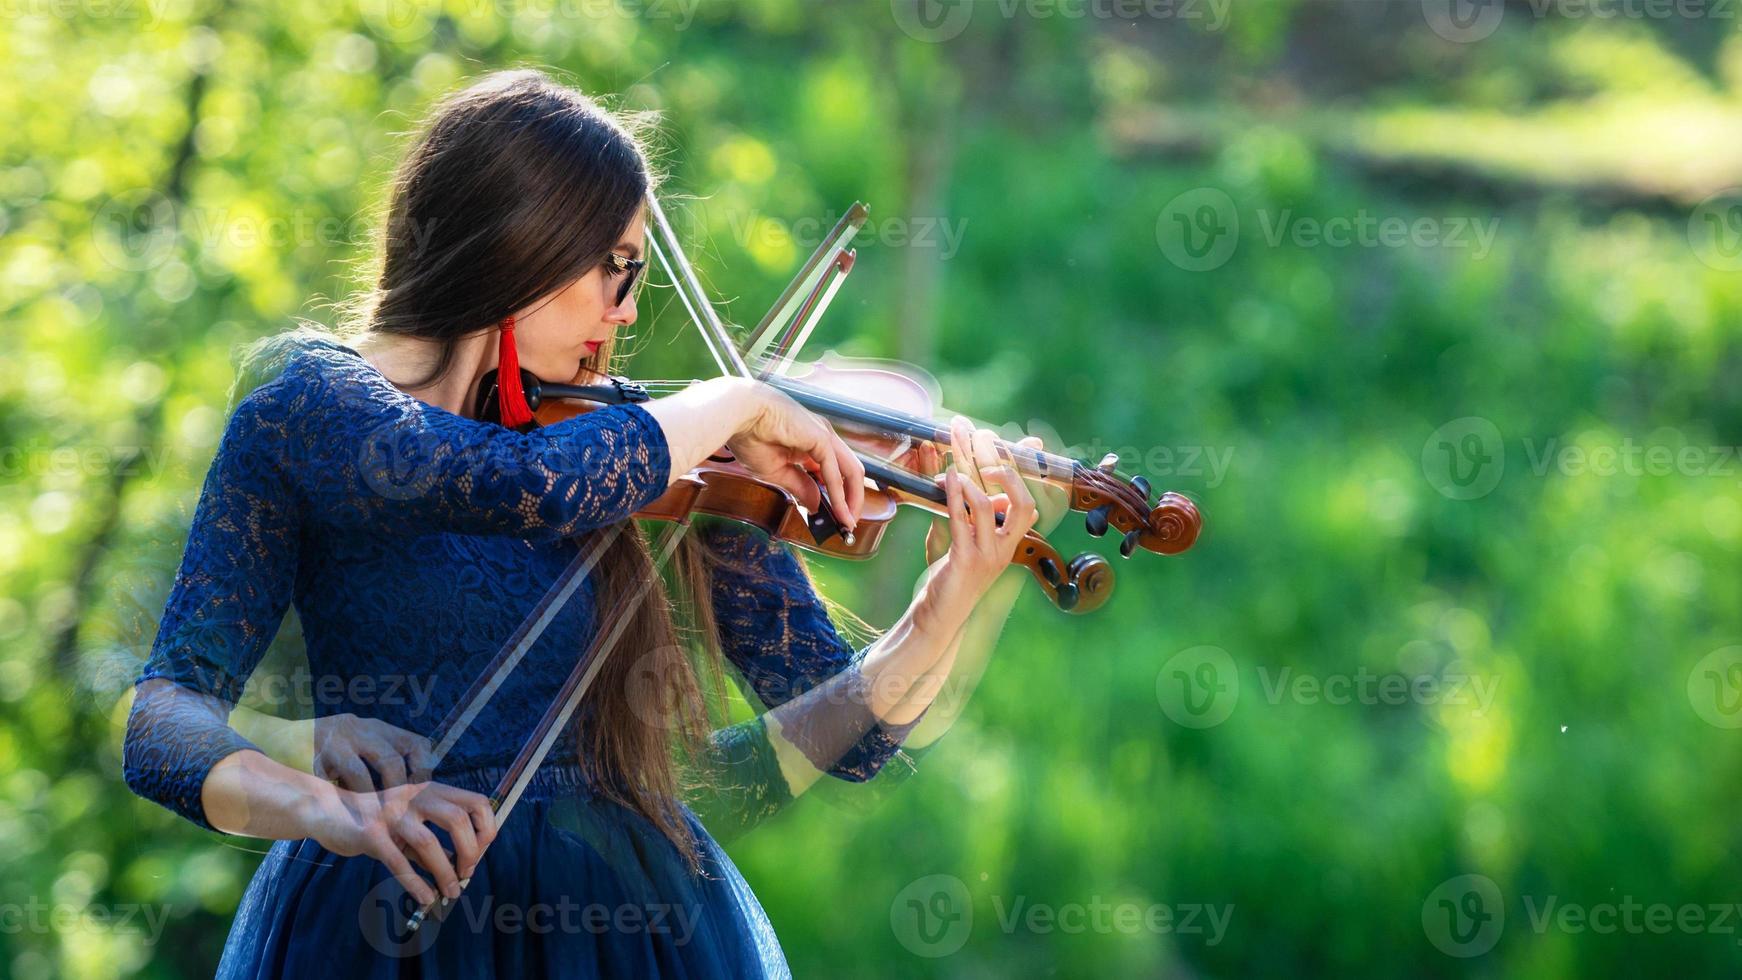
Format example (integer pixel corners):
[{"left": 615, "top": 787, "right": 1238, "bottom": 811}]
[{"left": 7, "top": 0, "right": 1742, "bottom": 976}]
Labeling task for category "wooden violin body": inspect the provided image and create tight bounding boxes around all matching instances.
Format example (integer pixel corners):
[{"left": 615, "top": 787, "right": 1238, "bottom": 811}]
[{"left": 477, "top": 354, "right": 1200, "bottom": 614}]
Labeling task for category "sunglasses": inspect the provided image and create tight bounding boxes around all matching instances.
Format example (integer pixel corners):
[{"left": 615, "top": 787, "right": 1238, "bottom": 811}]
[{"left": 601, "top": 251, "right": 647, "bottom": 307}]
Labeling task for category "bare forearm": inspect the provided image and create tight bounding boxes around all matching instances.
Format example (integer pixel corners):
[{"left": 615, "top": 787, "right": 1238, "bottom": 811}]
[
  {"left": 760, "top": 561, "right": 1024, "bottom": 792},
  {"left": 755, "top": 568, "right": 962, "bottom": 795},
  {"left": 854, "top": 570, "right": 973, "bottom": 724},
  {"left": 225, "top": 706, "right": 315, "bottom": 773},
  {"left": 638, "top": 378, "right": 760, "bottom": 484},
  {"left": 902, "top": 563, "right": 1026, "bottom": 747},
  {"left": 201, "top": 748, "right": 335, "bottom": 839}
]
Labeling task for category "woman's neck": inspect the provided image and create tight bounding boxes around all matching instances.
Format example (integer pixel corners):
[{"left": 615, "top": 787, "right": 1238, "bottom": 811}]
[{"left": 355, "top": 331, "right": 497, "bottom": 417}]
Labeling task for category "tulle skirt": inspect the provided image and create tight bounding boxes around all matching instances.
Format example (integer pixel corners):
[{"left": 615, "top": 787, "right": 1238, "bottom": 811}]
[{"left": 214, "top": 764, "right": 789, "bottom": 979}]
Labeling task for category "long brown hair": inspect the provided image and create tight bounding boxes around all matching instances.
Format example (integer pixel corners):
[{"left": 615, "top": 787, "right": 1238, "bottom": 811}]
[{"left": 342, "top": 68, "right": 739, "bottom": 866}]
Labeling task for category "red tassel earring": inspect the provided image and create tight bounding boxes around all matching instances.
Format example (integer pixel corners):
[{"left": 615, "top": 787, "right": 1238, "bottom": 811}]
[{"left": 496, "top": 315, "right": 535, "bottom": 429}]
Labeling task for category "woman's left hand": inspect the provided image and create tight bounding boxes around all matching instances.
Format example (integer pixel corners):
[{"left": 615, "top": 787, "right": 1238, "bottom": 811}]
[
  {"left": 312, "top": 713, "right": 436, "bottom": 792},
  {"left": 914, "top": 417, "right": 1043, "bottom": 633}
]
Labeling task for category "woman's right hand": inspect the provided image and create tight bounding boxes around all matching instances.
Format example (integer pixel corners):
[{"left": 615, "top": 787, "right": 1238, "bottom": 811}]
[
  {"left": 303, "top": 781, "right": 497, "bottom": 908},
  {"left": 722, "top": 379, "right": 865, "bottom": 531},
  {"left": 643, "top": 376, "right": 865, "bottom": 531}
]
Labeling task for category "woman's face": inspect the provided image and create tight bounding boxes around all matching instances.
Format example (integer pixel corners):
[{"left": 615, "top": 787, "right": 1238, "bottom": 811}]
[{"left": 508, "top": 208, "right": 646, "bottom": 383}]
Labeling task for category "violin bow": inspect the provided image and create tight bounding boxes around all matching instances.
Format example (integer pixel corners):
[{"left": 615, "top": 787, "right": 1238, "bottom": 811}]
[
  {"left": 403, "top": 188, "right": 766, "bottom": 933},
  {"left": 740, "top": 203, "right": 867, "bottom": 376}
]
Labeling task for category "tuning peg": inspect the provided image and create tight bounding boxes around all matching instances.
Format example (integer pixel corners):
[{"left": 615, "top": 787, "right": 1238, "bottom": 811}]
[
  {"left": 1130, "top": 475, "right": 1151, "bottom": 500},
  {"left": 1054, "top": 581, "right": 1079, "bottom": 611},
  {"left": 1119, "top": 528, "right": 1141, "bottom": 557},
  {"left": 1096, "top": 452, "right": 1119, "bottom": 472},
  {"left": 1084, "top": 505, "right": 1110, "bottom": 537},
  {"left": 1036, "top": 556, "right": 1063, "bottom": 587}
]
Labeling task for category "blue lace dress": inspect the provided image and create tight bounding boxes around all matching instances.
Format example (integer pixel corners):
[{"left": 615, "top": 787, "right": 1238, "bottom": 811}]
[{"left": 122, "top": 336, "right": 916, "bottom": 978}]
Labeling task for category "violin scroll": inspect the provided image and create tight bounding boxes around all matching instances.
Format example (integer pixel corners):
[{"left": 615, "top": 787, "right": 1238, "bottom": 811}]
[
  {"left": 1070, "top": 466, "right": 1202, "bottom": 560},
  {"left": 1016, "top": 534, "right": 1114, "bottom": 614},
  {"left": 1142, "top": 492, "right": 1201, "bottom": 556}
]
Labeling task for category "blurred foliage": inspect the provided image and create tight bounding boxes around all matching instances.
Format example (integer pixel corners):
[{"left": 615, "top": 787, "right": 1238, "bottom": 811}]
[{"left": 5, "top": 0, "right": 1742, "bottom": 977}]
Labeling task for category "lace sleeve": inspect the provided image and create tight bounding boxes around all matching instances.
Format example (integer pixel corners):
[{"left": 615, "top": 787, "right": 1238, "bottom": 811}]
[
  {"left": 699, "top": 519, "right": 921, "bottom": 782},
  {"left": 123, "top": 395, "right": 299, "bottom": 830},
  {"left": 269, "top": 346, "right": 673, "bottom": 539},
  {"left": 683, "top": 718, "right": 795, "bottom": 843}
]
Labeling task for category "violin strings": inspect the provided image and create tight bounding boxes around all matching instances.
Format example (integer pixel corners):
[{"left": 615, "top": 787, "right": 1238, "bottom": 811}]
[
  {"left": 630, "top": 377, "right": 1084, "bottom": 482},
  {"left": 771, "top": 377, "right": 1085, "bottom": 481},
  {"left": 626, "top": 378, "right": 1162, "bottom": 523}
]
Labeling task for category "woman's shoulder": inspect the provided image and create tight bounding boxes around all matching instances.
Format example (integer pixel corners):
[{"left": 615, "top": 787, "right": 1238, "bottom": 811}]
[
  {"left": 229, "top": 325, "right": 369, "bottom": 406},
  {"left": 223, "top": 324, "right": 424, "bottom": 440},
  {"left": 210, "top": 326, "right": 413, "bottom": 473}
]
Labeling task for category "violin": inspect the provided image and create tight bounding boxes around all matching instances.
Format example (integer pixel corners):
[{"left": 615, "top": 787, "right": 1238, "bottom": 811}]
[
  {"left": 404, "top": 189, "right": 1206, "bottom": 935},
  {"left": 474, "top": 355, "right": 1201, "bottom": 614}
]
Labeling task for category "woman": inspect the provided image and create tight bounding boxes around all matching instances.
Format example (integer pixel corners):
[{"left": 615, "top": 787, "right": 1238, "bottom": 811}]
[{"left": 123, "top": 69, "right": 1041, "bottom": 977}]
